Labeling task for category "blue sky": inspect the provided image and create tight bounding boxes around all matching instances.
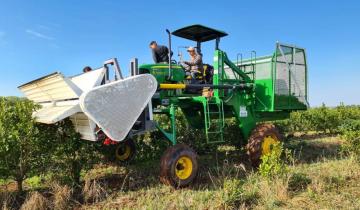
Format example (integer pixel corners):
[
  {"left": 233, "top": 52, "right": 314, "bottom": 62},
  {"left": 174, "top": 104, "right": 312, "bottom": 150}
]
[{"left": 0, "top": 0, "right": 359, "bottom": 106}]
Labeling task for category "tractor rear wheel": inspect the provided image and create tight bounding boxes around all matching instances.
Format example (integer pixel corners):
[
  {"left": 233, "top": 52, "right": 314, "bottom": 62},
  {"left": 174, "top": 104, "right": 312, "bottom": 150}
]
[
  {"left": 246, "top": 123, "right": 282, "bottom": 167},
  {"left": 115, "top": 138, "right": 136, "bottom": 163},
  {"left": 160, "top": 144, "right": 198, "bottom": 188}
]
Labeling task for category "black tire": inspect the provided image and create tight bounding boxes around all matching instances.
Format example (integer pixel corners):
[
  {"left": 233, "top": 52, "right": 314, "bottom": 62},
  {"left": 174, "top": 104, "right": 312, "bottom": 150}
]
[
  {"left": 115, "top": 138, "right": 136, "bottom": 163},
  {"left": 160, "top": 144, "right": 198, "bottom": 188},
  {"left": 246, "top": 123, "right": 282, "bottom": 167}
]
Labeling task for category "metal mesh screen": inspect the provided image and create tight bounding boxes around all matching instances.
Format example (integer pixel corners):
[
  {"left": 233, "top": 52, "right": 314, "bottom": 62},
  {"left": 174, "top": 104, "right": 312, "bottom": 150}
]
[
  {"left": 225, "top": 57, "right": 272, "bottom": 81},
  {"left": 275, "top": 62, "right": 289, "bottom": 95},
  {"left": 224, "top": 67, "right": 237, "bottom": 79},
  {"left": 275, "top": 45, "right": 307, "bottom": 109},
  {"left": 255, "top": 62, "right": 272, "bottom": 80},
  {"left": 291, "top": 64, "right": 306, "bottom": 104}
]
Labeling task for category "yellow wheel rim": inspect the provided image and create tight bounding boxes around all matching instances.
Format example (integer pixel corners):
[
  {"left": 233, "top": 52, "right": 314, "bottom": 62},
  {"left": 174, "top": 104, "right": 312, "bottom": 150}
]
[
  {"left": 175, "top": 156, "right": 193, "bottom": 180},
  {"left": 116, "top": 144, "right": 131, "bottom": 161},
  {"left": 262, "top": 135, "right": 279, "bottom": 155}
]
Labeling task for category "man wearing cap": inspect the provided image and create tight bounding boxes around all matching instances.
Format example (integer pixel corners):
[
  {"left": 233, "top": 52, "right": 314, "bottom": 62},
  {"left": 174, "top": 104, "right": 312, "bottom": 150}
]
[
  {"left": 82, "top": 66, "right": 92, "bottom": 73},
  {"left": 181, "top": 46, "right": 204, "bottom": 81},
  {"left": 149, "top": 41, "right": 172, "bottom": 63}
]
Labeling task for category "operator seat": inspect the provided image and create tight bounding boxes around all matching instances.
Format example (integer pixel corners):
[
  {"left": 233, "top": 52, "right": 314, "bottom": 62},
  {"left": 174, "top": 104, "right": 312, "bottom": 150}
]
[
  {"left": 185, "top": 64, "right": 214, "bottom": 84},
  {"left": 203, "top": 64, "right": 214, "bottom": 84}
]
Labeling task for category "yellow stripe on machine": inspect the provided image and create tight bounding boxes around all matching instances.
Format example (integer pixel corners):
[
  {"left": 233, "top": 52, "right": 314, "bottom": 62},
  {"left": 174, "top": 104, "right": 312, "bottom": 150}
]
[
  {"left": 152, "top": 66, "right": 182, "bottom": 69},
  {"left": 159, "top": 84, "right": 186, "bottom": 89}
]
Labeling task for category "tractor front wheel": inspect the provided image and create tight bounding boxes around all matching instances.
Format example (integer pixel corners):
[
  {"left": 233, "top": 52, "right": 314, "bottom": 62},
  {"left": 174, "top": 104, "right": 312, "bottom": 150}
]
[
  {"left": 246, "top": 123, "right": 282, "bottom": 167},
  {"left": 115, "top": 138, "right": 136, "bottom": 163},
  {"left": 160, "top": 144, "right": 198, "bottom": 188}
]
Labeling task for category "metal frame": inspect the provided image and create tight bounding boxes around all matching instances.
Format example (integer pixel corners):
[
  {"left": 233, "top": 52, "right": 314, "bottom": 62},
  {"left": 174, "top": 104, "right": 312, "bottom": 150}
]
[
  {"left": 103, "top": 58, "right": 123, "bottom": 82},
  {"left": 274, "top": 42, "right": 308, "bottom": 109}
]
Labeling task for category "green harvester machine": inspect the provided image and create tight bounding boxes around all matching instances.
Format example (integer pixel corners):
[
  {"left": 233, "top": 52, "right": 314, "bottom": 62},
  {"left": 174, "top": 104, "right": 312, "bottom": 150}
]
[
  {"left": 138, "top": 25, "right": 308, "bottom": 187},
  {"left": 18, "top": 24, "right": 308, "bottom": 188}
]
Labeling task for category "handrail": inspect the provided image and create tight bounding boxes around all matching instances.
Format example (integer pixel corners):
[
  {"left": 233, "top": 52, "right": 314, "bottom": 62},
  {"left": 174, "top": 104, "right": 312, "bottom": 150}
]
[{"left": 222, "top": 51, "right": 253, "bottom": 83}]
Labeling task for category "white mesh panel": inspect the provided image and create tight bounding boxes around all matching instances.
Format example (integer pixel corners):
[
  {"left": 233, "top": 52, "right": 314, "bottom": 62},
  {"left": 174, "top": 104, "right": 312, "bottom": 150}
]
[{"left": 80, "top": 74, "right": 157, "bottom": 141}]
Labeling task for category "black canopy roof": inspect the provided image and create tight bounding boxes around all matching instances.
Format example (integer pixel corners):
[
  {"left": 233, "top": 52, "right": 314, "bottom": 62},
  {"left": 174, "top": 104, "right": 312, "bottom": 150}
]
[{"left": 172, "top": 24, "right": 228, "bottom": 42}]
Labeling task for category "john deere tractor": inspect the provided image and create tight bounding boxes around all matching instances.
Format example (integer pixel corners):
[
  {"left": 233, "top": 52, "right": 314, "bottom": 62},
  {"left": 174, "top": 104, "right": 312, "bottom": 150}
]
[{"left": 19, "top": 24, "right": 308, "bottom": 188}]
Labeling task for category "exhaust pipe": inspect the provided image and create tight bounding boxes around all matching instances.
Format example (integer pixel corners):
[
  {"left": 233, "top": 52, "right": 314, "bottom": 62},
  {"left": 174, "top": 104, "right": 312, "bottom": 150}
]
[{"left": 166, "top": 29, "right": 172, "bottom": 80}]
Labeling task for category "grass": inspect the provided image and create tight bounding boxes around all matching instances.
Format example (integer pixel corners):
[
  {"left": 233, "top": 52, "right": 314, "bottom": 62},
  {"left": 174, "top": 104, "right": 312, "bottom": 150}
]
[
  {"left": 82, "top": 157, "right": 359, "bottom": 210},
  {"left": 81, "top": 135, "right": 360, "bottom": 209},
  {"left": 20, "top": 191, "right": 49, "bottom": 210},
  {"left": 1, "top": 135, "right": 360, "bottom": 209},
  {"left": 285, "top": 159, "right": 360, "bottom": 209}
]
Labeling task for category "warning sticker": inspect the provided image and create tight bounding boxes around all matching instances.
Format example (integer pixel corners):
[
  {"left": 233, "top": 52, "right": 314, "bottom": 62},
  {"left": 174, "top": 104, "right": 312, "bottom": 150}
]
[{"left": 239, "top": 106, "right": 248, "bottom": 117}]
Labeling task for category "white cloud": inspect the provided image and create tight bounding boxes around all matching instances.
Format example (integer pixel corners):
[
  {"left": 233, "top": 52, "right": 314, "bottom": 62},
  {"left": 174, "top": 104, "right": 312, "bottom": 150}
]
[{"left": 25, "top": 29, "right": 54, "bottom": 40}]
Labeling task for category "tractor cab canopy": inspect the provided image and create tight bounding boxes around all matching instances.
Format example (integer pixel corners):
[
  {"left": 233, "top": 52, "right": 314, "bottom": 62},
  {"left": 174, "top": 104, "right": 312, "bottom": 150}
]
[
  {"left": 172, "top": 24, "right": 228, "bottom": 43},
  {"left": 172, "top": 24, "right": 228, "bottom": 52}
]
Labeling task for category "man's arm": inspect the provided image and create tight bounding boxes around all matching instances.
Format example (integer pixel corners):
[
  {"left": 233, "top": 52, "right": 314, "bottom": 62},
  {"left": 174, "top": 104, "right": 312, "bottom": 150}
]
[{"left": 152, "top": 49, "right": 159, "bottom": 63}]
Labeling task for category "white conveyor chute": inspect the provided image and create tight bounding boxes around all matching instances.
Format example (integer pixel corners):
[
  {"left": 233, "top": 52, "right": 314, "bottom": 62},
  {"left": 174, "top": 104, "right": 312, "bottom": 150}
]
[
  {"left": 18, "top": 68, "right": 107, "bottom": 141},
  {"left": 18, "top": 63, "right": 157, "bottom": 142}
]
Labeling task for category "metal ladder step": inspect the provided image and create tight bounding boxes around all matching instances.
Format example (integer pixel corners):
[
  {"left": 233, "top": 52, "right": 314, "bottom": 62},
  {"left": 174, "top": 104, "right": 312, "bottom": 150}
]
[{"left": 204, "top": 99, "right": 225, "bottom": 144}]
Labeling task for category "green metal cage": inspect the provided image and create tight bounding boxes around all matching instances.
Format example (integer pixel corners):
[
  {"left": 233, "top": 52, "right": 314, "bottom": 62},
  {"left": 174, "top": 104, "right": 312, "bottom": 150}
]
[{"left": 225, "top": 43, "right": 309, "bottom": 112}]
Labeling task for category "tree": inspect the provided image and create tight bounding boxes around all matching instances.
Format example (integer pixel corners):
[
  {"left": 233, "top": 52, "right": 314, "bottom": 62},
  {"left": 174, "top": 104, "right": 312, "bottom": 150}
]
[
  {"left": 51, "top": 119, "right": 100, "bottom": 186},
  {"left": 0, "top": 97, "right": 55, "bottom": 192}
]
